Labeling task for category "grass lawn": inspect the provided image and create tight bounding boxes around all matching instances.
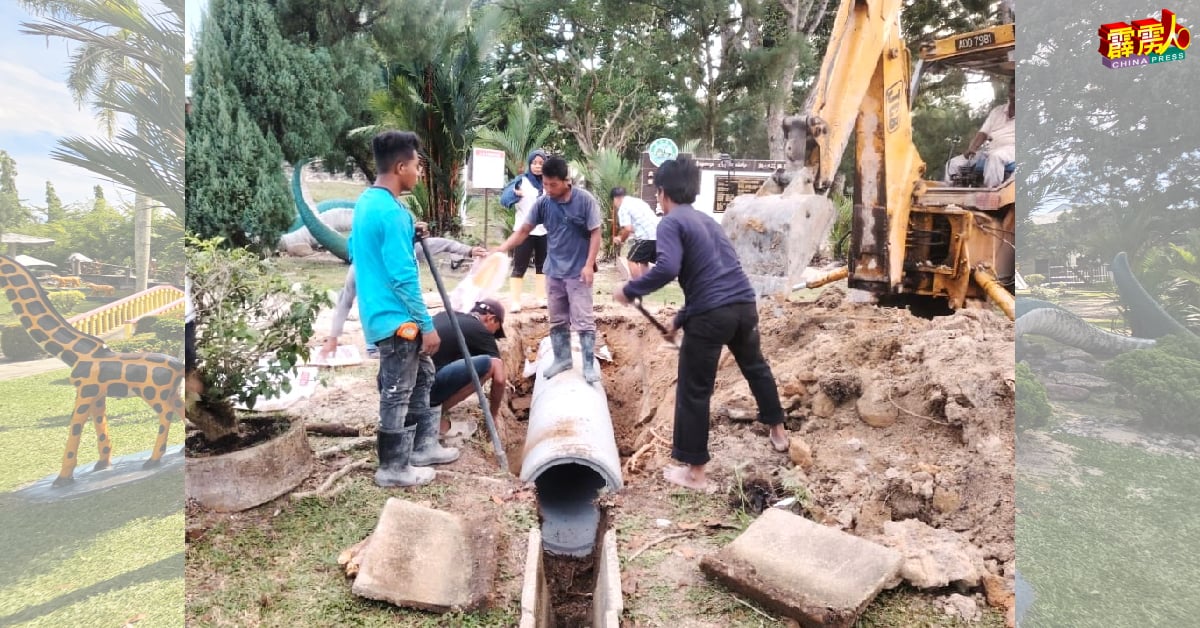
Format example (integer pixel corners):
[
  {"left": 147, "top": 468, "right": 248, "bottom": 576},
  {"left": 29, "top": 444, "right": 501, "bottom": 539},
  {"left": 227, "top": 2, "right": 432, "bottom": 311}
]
[
  {"left": 0, "top": 370, "right": 184, "bottom": 627},
  {"left": 1017, "top": 433, "right": 1200, "bottom": 626}
]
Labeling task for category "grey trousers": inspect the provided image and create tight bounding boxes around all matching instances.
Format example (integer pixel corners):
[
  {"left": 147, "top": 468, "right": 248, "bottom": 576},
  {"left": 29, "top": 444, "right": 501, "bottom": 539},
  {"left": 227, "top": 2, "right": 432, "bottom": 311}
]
[{"left": 547, "top": 275, "right": 596, "bottom": 332}]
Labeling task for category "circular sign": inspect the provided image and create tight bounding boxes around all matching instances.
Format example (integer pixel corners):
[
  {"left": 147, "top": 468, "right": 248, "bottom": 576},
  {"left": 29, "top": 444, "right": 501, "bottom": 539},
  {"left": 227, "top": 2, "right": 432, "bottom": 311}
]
[{"left": 647, "top": 138, "right": 679, "bottom": 166}]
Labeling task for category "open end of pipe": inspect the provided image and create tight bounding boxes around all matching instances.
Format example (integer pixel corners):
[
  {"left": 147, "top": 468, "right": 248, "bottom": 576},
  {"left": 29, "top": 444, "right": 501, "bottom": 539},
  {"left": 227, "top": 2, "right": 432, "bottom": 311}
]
[{"left": 534, "top": 462, "right": 609, "bottom": 557}]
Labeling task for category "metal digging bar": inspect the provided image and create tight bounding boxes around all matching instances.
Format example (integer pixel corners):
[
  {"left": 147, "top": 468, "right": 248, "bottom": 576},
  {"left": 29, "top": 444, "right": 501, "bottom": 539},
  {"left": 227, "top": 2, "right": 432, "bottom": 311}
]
[{"left": 417, "top": 236, "right": 508, "bottom": 472}]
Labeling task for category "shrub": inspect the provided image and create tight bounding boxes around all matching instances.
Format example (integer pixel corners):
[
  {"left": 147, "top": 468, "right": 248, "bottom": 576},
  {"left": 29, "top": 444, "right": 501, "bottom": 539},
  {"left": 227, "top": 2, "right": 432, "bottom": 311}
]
[
  {"left": 1105, "top": 335, "right": 1200, "bottom": 434},
  {"left": 1025, "top": 274, "right": 1046, "bottom": 287},
  {"left": 134, "top": 315, "right": 160, "bottom": 335},
  {"left": 47, "top": 290, "right": 87, "bottom": 313},
  {"left": 1015, "top": 362, "right": 1051, "bottom": 430},
  {"left": 106, "top": 333, "right": 182, "bottom": 358},
  {"left": 1, "top": 324, "right": 45, "bottom": 361},
  {"left": 150, "top": 317, "right": 185, "bottom": 341},
  {"left": 187, "top": 236, "right": 330, "bottom": 442}
]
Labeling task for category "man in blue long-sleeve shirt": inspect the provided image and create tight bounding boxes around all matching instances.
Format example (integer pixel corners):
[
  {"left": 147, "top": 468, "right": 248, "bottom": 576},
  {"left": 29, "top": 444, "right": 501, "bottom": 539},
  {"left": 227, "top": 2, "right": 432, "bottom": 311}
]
[
  {"left": 352, "top": 130, "right": 457, "bottom": 488},
  {"left": 616, "top": 156, "right": 788, "bottom": 491}
]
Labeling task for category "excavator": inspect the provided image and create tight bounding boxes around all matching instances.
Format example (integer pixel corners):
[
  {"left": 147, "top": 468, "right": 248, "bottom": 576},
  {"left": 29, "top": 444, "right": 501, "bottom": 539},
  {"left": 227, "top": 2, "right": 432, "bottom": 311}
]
[{"left": 723, "top": 0, "right": 1016, "bottom": 320}]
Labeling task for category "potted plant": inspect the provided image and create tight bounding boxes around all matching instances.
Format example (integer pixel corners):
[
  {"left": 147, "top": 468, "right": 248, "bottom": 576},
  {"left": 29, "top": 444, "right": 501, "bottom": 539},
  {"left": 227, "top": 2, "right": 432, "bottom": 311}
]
[{"left": 184, "top": 237, "right": 331, "bottom": 511}]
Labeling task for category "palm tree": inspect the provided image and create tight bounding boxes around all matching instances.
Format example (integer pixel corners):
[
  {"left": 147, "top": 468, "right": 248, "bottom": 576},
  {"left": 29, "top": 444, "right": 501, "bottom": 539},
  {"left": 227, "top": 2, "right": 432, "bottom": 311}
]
[
  {"left": 19, "top": 0, "right": 184, "bottom": 289},
  {"left": 353, "top": 0, "right": 500, "bottom": 235},
  {"left": 474, "top": 96, "right": 553, "bottom": 178},
  {"left": 570, "top": 148, "right": 640, "bottom": 257}
]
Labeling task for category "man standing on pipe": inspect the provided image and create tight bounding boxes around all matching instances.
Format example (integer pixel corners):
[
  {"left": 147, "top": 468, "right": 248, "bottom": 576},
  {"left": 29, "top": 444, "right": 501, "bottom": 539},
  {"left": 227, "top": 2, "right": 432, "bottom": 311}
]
[
  {"left": 351, "top": 130, "right": 455, "bottom": 488},
  {"left": 614, "top": 156, "right": 789, "bottom": 491},
  {"left": 494, "top": 155, "right": 604, "bottom": 385}
]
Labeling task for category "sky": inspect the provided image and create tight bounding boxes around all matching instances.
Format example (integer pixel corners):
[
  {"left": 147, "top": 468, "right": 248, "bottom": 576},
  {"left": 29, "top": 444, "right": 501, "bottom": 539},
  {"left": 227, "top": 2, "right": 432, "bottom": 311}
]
[{"left": 0, "top": 3, "right": 129, "bottom": 209}]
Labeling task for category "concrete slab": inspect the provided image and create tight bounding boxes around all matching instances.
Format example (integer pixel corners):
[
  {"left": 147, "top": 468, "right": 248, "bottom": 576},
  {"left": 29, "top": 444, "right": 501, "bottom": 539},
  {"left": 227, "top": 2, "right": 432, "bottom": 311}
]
[
  {"left": 352, "top": 498, "right": 499, "bottom": 612},
  {"left": 519, "top": 528, "right": 554, "bottom": 628},
  {"left": 700, "top": 508, "right": 902, "bottom": 628},
  {"left": 592, "top": 528, "right": 622, "bottom": 628}
]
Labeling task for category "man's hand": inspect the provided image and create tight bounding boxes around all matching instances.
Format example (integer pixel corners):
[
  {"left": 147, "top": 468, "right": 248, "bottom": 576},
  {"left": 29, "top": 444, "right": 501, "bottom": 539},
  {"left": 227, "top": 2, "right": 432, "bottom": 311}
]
[
  {"left": 319, "top": 336, "right": 338, "bottom": 358},
  {"left": 414, "top": 221, "right": 430, "bottom": 240},
  {"left": 470, "top": 246, "right": 487, "bottom": 258},
  {"left": 612, "top": 235, "right": 623, "bottom": 247},
  {"left": 663, "top": 323, "right": 678, "bottom": 345},
  {"left": 514, "top": 185, "right": 525, "bottom": 198},
  {"left": 421, "top": 329, "right": 441, "bottom": 356},
  {"left": 613, "top": 284, "right": 630, "bottom": 305},
  {"left": 581, "top": 264, "right": 595, "bottom": 287}
]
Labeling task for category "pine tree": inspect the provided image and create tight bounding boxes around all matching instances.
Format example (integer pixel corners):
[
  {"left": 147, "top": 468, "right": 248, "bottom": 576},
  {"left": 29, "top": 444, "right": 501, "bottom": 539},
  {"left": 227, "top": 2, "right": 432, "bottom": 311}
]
[
  {"left": 44, "top": 181, "right": 65, "bottom": 223},
  {"left": 185, "top": 0, "right": 299, "bottom": 252}
]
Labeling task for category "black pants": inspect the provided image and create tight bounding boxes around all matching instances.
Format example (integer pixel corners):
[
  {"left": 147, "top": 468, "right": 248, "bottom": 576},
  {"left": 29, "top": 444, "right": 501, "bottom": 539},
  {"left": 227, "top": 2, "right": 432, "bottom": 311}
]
[
  {"left": 673, "top": 302, "right": 783, "bottom": 465},
  {"left": 511, "top": 234, "right": 547, "bottom": 277},
  {"left": 184, "top": 320, "right": 196, "bottom": 373}
]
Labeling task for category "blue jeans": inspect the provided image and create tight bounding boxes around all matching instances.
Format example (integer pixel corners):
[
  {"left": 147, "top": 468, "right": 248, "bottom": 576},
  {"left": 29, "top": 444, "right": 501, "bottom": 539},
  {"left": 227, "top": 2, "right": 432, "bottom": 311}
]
[
  {"left": 429, "top": 355, "right": 493, "bottom": 407},
  {"left": 375, "top": 335, "right": 435, "bottom": 431}
]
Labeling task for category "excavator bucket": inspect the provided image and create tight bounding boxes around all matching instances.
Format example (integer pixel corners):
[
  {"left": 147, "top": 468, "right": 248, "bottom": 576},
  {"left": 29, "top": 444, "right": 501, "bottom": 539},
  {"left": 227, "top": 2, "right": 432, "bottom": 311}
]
[{"left": 721, "top": 193, "right": 839, "bottom": 296}]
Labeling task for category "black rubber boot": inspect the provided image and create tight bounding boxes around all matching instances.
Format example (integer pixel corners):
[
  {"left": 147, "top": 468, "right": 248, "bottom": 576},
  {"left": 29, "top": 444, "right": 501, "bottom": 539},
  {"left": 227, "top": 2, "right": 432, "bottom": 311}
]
[
  {"left": 579, "top": 330, "right": 600, "bottom": 385},
  {"left": 410, "top": 407, "right": 461, "bottom": 466},
  {"left": 543, "top": 327, "right": 574, "bottom": 379},
  {"left": 374, "top": 426, "right": 435, "bottom": 487}
]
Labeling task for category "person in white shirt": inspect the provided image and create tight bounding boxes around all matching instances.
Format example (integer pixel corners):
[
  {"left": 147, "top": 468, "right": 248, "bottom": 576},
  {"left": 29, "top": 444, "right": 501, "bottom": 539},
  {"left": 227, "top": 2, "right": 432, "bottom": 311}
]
[
  {"left": 610, "top": 187, "right": 661, "bottom": 279},
  {"left": 962, "top": 82, "right": 1015, "bottom": 187}
]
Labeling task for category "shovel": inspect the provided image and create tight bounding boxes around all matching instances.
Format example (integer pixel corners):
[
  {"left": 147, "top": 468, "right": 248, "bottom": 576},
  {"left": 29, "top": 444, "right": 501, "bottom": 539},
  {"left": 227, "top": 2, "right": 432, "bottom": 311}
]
[
  {"left": 632, "top": 298, "right": 679, "bottom": 349},
  {"left": 418, "top": 235, "right": 508, "bottom": 472}
]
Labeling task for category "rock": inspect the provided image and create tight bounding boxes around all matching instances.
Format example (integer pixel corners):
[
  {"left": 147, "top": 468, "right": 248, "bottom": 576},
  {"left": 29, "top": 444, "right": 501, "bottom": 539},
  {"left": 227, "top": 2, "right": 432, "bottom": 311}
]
[
  {"left": 1049, "top": 372, "right": 1113, "bottom": 390},
  {"left": 982, "top": 573, "right": 1015, "bottom": 610},
  {"left": 700, "top": 509, "right": 902, "bottom": 627},
  {"left": 788, "top": 436, "right": 814, "bottom": 469},
  {"left": 351, "top": 498, "right": 498, "bottom": 612},
  {"left": 1044, "top": 383, "right": 1090, "bottom": 402},
  {"left": 942, "top": 593, "right": 981, "bottom": 622},
  {"left": 819, "top": 374, "right": 862, "bottom": 404},
  {"left": 811, "top": 391, "right": 838, "bottom": 418},
  {"left": 856, "top": 383, "right": 898, "bottom": 428},
  {"left": 932, "top": 488, "right": 962, "bottom": 514},
  {"left": 876, "top": 519, "right": 987, "bottom": 589},
  {"left": 1059, "top": 358, "right": 1096, "bottom": 373},
  {"left": 726, "top": 407, "right": 757, "bottom": 422}
]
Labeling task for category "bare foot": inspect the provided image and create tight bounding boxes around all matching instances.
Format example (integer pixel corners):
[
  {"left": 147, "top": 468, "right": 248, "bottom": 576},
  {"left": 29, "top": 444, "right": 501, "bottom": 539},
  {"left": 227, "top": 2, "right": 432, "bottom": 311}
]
[
  {"left": 663, "top": 465, "right": 714, "bottom": 492},
  {"left": 769, "top": 425, "right": 788, "bottom": 452}
]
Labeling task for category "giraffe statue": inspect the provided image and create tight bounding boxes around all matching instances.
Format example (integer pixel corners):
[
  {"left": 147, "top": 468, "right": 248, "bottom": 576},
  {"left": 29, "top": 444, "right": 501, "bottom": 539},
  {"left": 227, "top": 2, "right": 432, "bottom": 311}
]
[{"left": 0, "top": 255, "right": 183, "bottom": 486}]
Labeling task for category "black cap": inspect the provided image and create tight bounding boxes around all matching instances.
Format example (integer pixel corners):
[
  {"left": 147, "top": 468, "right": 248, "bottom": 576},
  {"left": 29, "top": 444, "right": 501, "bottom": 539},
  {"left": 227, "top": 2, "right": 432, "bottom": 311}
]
[{"left": 471, "top": 298, "right": 506, "bottom": 338}]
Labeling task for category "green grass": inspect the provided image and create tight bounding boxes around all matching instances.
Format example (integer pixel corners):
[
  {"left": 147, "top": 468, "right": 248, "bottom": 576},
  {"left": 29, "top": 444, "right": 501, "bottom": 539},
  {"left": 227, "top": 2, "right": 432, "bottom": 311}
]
[
  {"left": 0, "top": 369, "right": 183, "bottom": 493},
  {"left": 186, "top": 476, "right": 521, "bottom": 627},
  {"left": 1017, "top": 433, "right": 1200, "bottom": 626},
  {"left": 0, "top": 366, "right": 184, "bottom": 627},
  {"left": 306, "top": 181, "right": 367, "bottom": 204}
]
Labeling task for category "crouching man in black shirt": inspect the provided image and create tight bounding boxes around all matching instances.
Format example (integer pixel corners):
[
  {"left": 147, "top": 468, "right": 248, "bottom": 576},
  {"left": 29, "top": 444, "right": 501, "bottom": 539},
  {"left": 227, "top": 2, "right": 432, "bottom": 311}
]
[{"left": 429, "top": 298, "right": 509, "bottom": 442}]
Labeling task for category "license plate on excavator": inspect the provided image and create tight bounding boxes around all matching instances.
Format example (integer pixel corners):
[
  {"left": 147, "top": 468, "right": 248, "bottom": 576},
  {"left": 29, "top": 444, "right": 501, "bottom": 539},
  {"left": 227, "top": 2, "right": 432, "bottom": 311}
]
[{"left": 721, "top": 193, "right": 839, "bottom": 297}]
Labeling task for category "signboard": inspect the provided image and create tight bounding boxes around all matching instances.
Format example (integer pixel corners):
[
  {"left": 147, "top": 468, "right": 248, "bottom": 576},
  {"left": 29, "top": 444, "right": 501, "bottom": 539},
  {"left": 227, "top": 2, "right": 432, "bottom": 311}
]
[
  {"left": 646, "top": 138, "right": 679, "bottom": 166},
  {"left": 470, "top": 147, "right": 507, "bottom": 189},
  {"left": 639, "top": 152, "right": 786, "bottom": 223}
]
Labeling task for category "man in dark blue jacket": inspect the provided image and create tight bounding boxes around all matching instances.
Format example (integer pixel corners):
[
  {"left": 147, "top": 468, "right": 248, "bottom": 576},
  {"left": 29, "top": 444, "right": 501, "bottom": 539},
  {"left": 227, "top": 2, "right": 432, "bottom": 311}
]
[{"left": 615, "top": 156, "right": 788, "bottom": 491}]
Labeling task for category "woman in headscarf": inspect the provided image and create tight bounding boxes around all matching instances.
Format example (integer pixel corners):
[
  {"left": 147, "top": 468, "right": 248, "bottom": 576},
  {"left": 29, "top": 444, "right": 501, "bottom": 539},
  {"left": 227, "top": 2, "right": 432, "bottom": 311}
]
[{"left": 508, "top": 149, "right": 549, "bottom": 311}]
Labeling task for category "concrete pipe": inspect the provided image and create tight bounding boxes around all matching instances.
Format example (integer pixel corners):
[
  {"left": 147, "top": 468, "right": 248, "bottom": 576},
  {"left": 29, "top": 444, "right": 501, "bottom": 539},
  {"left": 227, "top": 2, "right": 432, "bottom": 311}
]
[{"left": 520, "top": 334, "right": 623, "bottom": 557}]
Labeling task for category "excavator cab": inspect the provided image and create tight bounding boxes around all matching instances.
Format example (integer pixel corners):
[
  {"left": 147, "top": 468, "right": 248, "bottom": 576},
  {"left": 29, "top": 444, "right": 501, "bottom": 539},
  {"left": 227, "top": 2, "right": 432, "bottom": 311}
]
[{"left": 913, "top": 24, "right": 1016, "bottom": 191}]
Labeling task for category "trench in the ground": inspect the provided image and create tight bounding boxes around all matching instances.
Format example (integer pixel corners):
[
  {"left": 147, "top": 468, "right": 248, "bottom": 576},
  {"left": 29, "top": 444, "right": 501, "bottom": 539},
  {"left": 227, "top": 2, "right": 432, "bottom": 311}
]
[{"left": 540, "top": 506, "right": 611, "bottom": 628}]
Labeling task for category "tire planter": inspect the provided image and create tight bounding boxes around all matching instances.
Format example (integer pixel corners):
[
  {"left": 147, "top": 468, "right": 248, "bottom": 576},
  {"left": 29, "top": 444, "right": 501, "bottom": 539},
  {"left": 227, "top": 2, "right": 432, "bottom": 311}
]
[{"left": 185, "top": 418, "right": 314, "bottom": 512}]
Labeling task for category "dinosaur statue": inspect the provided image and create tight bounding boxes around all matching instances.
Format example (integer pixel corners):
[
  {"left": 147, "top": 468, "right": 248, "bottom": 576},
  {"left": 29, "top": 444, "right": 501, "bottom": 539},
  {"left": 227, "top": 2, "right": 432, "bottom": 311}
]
[
  {"left": 1016, "top": 251, "right": 1197, "bottom": 356},
  {"left": 285, "top": 158, "right": 353, "bottom": 262},
  {"left": 0, "top": 255, "right": 184, "bottom": 487}
]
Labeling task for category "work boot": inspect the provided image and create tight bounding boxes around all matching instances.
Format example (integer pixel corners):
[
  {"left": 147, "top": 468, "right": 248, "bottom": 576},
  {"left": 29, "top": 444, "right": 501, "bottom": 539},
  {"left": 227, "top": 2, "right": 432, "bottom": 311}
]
[
  {"left": 579, "top": 330, "right": 601, "bottom": 385},
  {"left": 543, "top": 327, "right": 573, "bottom": 379},
  {"left": 374, "top": 427, "right": 435, "bottom": 487},
  {"left": 508, "top": 276, "right": 524, "bottom": 312},
  {"left": 411, "top": 407, "right": 461, "bottom": 466},
  {"left": 533, "top": 274, "right": 547, "bottom": 308}
]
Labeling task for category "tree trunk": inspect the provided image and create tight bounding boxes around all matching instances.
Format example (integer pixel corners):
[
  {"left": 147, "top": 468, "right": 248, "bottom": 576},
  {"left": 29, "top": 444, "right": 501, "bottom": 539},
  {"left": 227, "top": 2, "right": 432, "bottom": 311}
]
[
  {"left": 133, "top": 119, "right": 152, "bottom": 292},
  {"left": 192, "top": 396, "right": 240, "bottom": 444}
]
